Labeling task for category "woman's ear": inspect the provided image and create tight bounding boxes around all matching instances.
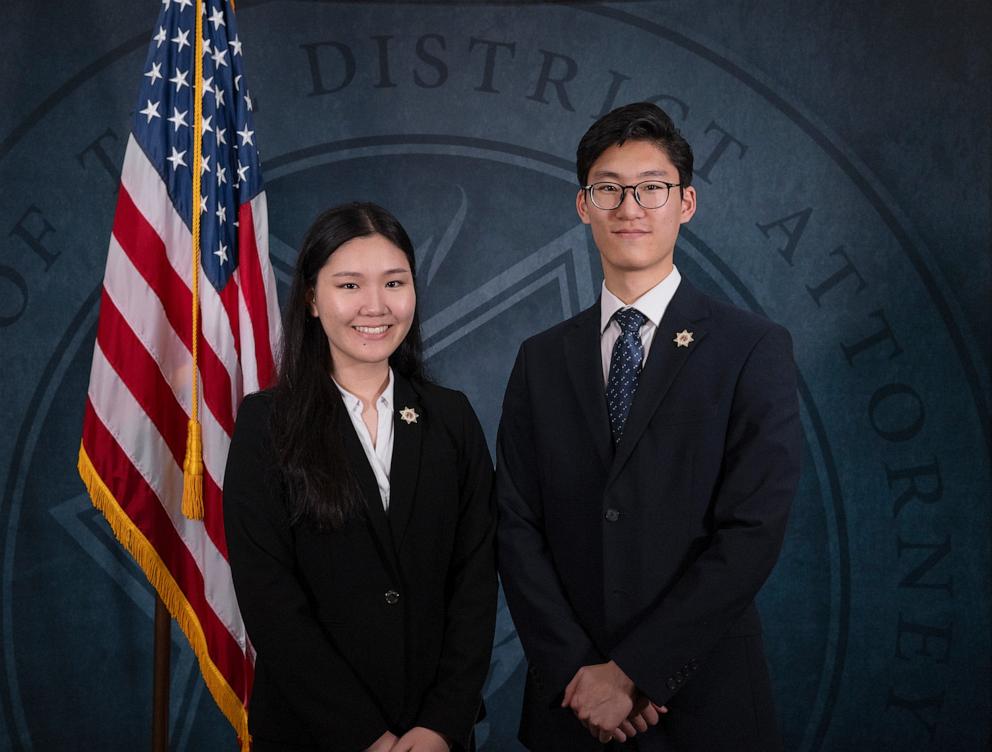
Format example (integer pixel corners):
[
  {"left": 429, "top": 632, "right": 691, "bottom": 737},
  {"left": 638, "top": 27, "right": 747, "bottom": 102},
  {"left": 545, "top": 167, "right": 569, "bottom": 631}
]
[{"left": 307, "top": 289, "right": 318, "bottom": 318}]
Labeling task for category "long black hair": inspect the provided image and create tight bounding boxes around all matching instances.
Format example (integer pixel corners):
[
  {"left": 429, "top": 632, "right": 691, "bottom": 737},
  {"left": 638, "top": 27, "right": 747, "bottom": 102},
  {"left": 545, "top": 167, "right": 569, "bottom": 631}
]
[{"left": 271, "top": 202, "right": 425, "bottom": 530}]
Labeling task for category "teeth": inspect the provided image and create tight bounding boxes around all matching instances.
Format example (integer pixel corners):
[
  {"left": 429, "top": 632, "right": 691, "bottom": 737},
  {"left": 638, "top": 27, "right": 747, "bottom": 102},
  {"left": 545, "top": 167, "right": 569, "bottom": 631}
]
[{"left": 355, "top": 325, "right": 388, "bottom": 334}]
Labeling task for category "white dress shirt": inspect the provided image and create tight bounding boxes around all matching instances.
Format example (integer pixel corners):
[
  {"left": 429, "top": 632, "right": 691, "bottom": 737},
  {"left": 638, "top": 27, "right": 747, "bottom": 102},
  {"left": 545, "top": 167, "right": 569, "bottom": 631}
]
[
  {"left": 333, "top": 369, "right": 394, "bottom": 511},
  {"left": 600, "top": 266, "right": 682, "bottom": 385}
]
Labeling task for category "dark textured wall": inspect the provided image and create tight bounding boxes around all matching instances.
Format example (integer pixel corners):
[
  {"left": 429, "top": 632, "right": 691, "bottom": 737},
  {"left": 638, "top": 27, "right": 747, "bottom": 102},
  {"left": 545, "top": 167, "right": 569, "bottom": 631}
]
[{"left": 1, "top": 2, "right": 988, "bottom": 750}]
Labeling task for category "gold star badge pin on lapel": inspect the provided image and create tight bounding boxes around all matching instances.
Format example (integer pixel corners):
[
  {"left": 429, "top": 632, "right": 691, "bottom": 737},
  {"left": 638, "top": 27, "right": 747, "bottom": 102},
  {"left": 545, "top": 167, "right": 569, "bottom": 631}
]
[
  {"left": 673, "top": 330, "right": 694, "bottom": 348},
  {"left": 399, "top": 406, "right": 419, "bottom": 425}
]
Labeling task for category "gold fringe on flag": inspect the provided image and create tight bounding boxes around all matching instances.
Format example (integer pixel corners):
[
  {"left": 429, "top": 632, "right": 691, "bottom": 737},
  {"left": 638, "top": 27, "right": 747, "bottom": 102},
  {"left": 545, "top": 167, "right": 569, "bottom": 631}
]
[
  {"left": 182, "top": 0, "right": 207, "bottom": 521},
  {"left": 78, "top": 445, "right": 251, "bottom": 751}
]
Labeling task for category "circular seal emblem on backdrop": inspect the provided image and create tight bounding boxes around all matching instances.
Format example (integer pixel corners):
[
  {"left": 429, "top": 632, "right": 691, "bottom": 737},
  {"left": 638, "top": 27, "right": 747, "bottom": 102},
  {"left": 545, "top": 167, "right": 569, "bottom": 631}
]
[{"left": 1, "top": 4, "right": 987, "bottom": 751}]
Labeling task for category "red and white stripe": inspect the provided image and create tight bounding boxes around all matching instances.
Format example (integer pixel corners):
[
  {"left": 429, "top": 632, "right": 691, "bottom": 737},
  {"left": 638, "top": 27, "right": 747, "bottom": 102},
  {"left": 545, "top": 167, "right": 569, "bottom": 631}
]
[{"left": 82, "top": 134, "right": 280, "bottom": 705}]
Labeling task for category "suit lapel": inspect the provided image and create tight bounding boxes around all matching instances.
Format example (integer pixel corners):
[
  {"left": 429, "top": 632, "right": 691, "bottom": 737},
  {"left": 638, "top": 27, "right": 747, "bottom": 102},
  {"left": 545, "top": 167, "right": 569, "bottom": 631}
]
[
  {"left": 563, "top": 303, "right": 613, "bottom": 470},
  {"left": 606, "top": 281, "right": 711, "bottom": 487},
  {"left": 387, "top": 374, "right": 423, "bottom": 550},
  {"left": 335, "top": 397, "right": 401, "bottom": 577}
]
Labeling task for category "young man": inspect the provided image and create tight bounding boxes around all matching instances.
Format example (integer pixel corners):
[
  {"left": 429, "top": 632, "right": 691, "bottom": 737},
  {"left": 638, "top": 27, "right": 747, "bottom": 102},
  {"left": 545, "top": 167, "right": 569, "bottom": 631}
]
[{"left": 496, "top": 102, "right": 801, "bottom": 751}]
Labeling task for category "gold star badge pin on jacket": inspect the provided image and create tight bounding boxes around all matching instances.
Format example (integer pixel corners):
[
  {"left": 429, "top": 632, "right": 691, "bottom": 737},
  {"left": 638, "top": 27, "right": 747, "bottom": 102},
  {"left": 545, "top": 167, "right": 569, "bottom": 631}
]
[
  {"left": 399, "top": 406, "right": 419, "bottom": 425},
  {"left": 673, "top": 330, "right": 694, "bottom": 348}
]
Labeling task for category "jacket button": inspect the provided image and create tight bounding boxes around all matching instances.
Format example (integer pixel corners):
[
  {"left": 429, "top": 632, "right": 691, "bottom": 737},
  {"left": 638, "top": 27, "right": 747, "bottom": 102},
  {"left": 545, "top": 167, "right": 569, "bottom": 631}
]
[
  {"left": 604, "top": 508, "right": 620, "bottom": 522},
  {"left": 666, "top": 677, "right": 678, "bottom": 691},
  {"left": 384, "top": 589, "right": 400, "bottom": 605}
]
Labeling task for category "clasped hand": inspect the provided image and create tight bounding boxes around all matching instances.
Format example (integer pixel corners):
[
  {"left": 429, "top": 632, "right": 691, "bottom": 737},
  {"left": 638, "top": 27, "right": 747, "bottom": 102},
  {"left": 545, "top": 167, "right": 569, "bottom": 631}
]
[
  {"left": 364, "top": 726, "right": 449, "bottom": 752},
  {"left": 562, "top": 661, "right": 668, "bottom": 744}
]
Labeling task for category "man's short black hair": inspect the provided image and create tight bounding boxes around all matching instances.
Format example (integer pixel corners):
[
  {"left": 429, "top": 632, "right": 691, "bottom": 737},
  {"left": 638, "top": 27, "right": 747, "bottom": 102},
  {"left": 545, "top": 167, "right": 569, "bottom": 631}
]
[{"left": 576, "top": 102, "right": 694, "bottom": 188}]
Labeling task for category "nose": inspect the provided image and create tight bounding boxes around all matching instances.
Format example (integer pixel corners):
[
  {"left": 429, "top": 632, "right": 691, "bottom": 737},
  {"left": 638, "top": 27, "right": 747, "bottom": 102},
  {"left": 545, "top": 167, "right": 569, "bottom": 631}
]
[
  {"left": 359, "top": 286, "right": 388, "bottom": 315},
  {"left": 615, "top": 187, "right": 645, "bottom": 219}
]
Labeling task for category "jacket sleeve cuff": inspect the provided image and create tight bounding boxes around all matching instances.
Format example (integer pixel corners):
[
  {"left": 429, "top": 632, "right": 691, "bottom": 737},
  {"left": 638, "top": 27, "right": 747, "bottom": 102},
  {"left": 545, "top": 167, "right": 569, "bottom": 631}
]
[{"left": 415, "top": 698, "right": 482, "bottom": 751}]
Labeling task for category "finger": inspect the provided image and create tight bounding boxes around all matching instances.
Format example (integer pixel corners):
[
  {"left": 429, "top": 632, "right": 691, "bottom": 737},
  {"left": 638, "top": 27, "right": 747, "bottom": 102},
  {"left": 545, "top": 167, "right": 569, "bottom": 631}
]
[
  {"left": 562, "top": 675, "right": 579, "bottom": 707},
  {"left": 599, "top": 729, "right": 618, "bottom": 744},
  {"left": 562, "top": 669, "right": 582, "bottom": 707},
  {"left": 619, "top": 719, "right": 638, "bottom": 737},
  {"left": 630, "top": 712, "right": 649, "bottom": 733},
  {"left": 652, "top": 702, "right": 669, "bottom": 714},
  {"left": 641, "top": 704, "right": 659, "bottom": 726}
]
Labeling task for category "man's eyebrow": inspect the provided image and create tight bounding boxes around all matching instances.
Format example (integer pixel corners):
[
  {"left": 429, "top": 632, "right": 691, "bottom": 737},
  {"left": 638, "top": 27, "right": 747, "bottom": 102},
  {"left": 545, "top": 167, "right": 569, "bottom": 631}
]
[{"left": 589, "top": 168, "right": 671, "bottom": 180}]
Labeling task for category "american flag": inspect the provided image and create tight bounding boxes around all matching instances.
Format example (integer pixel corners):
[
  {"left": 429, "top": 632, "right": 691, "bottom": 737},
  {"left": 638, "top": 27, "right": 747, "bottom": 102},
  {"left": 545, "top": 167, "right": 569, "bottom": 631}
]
[{"left": 78, "top": 0, "right": 279, "bottom": 746}]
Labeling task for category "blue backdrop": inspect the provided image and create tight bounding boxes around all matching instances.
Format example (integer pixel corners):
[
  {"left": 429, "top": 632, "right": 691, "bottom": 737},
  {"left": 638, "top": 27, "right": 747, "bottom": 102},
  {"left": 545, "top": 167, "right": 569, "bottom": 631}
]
[{"left": 1, "top": 1, "right": 989, "bottom": 749}]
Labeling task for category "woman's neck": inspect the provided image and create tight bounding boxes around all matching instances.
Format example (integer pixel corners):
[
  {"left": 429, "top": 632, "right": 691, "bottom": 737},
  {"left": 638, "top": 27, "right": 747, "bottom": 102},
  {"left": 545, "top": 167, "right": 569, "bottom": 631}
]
[{"left": 333, "top": 362, "right": 391, "bottom": 406}]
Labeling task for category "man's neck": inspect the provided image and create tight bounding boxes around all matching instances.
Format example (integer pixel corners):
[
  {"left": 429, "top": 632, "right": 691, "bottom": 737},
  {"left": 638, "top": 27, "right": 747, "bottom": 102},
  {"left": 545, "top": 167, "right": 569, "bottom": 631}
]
[{"left": 603, "top": 263, "right": 674, "bottom": 305}]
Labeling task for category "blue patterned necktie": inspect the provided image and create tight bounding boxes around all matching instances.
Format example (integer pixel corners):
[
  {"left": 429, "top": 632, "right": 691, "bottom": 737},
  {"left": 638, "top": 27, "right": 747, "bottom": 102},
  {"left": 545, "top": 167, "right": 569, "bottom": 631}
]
[{"left": 606, "top": 307, "right": 648, "bottom": 444}]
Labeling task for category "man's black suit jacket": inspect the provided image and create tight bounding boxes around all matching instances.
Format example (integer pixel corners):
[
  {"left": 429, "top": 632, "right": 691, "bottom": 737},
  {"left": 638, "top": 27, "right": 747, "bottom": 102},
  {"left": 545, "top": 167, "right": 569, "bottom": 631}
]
[
  {"left": 496, "top": 280, "right": 801, "bottom": 752},
  {"left": 223, "top": 376, "right": 496, "bottom": 751}
]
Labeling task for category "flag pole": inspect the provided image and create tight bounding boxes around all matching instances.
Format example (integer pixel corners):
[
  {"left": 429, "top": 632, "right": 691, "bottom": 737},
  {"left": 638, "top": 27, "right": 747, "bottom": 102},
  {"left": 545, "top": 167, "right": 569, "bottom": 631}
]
[{"left": 152, "top": 595, "right": 171, "bottom": 752}]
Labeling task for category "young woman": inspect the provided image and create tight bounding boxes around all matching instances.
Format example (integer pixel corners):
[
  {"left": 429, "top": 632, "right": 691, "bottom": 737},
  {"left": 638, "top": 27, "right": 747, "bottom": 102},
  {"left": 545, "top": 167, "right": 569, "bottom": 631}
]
[{"left": 224, "top": 203, "right": 496, "bottom": 752}]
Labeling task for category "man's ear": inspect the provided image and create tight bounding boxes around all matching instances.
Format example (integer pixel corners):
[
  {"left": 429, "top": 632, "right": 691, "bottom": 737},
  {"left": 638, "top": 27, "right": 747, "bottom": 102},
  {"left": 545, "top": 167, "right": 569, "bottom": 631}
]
[
  {"left": 679, "top": 185, "right": 697, "bottom": 225},
  {"left": 576, "top": 188, "right": 592, "bottom": 225}
]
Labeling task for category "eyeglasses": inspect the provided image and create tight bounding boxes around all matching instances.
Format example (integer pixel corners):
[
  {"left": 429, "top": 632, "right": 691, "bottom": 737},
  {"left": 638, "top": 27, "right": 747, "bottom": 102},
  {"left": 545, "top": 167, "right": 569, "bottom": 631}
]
[{"left": 583, "top": 180, "right": 681, "bottom": 210}]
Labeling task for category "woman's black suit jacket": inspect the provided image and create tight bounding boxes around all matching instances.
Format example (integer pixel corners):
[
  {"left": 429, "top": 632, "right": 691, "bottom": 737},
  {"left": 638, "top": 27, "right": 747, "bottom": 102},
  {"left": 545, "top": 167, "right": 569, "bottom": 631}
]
[{"left": 223, "top": 376, "right": 497, "bottom": 751}]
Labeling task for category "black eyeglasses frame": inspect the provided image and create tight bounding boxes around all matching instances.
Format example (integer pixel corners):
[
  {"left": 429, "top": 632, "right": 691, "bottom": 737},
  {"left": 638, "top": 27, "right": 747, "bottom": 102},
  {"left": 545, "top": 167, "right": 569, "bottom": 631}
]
[{"left": 582, "top": 180, "right": 682, "bottom": 210}]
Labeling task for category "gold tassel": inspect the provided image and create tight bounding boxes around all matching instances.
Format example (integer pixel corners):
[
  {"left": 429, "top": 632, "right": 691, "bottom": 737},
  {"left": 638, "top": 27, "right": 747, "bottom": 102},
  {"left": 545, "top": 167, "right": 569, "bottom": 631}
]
[{"left": 182, "top": 418, "right": 205, "bottom": 520}]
